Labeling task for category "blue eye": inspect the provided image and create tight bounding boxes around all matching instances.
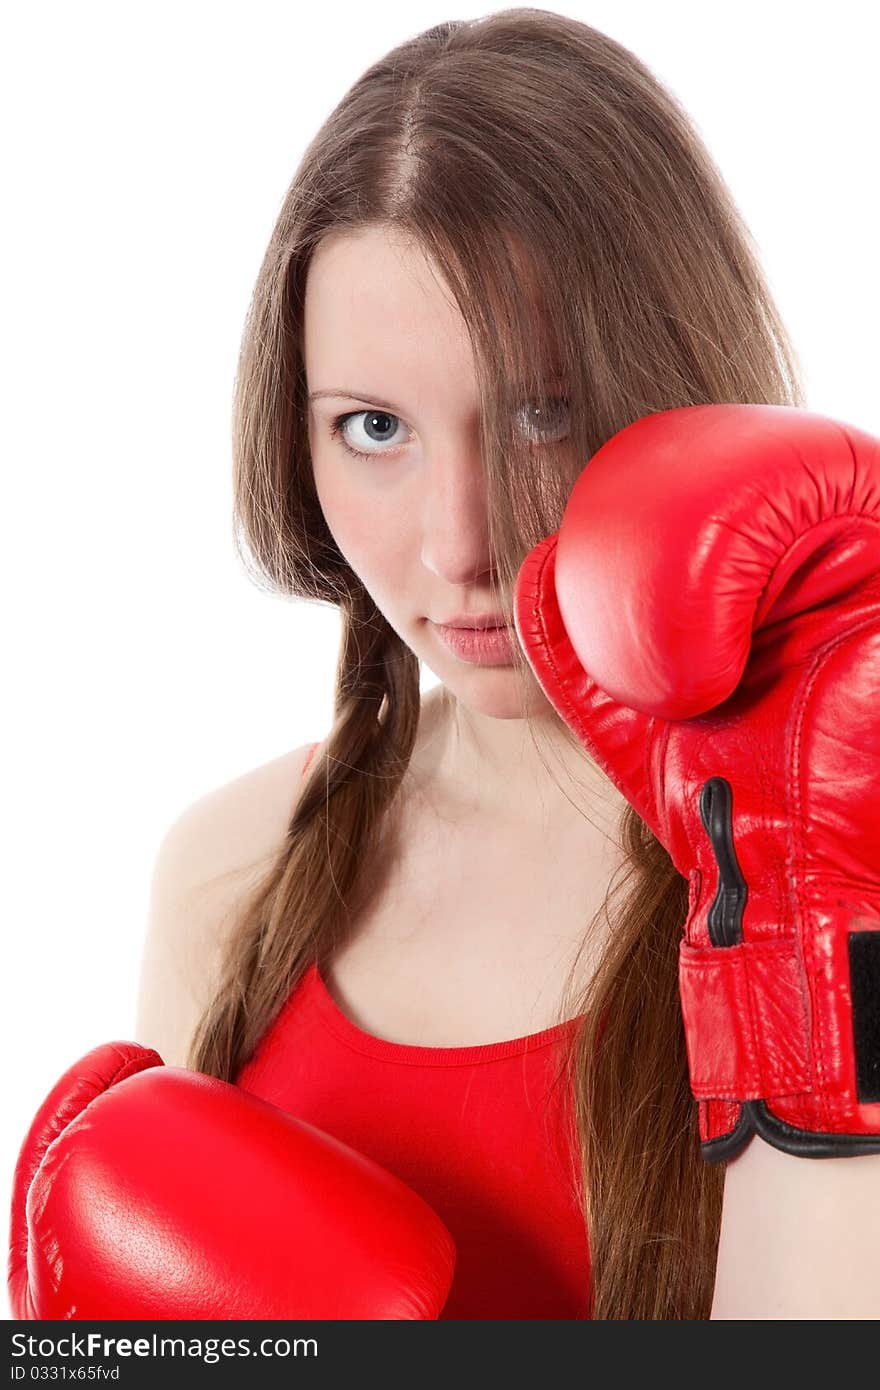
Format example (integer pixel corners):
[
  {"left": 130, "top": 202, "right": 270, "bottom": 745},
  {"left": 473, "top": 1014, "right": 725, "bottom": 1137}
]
[
  {"left": 513, "top": 398, "right": 571, "bottom": 444},
  {"left": 329, "top": 410, "right": 410, "bottom": 459},
  {"left": 328, "top": 398, "right": 571, "bottom": 461}
]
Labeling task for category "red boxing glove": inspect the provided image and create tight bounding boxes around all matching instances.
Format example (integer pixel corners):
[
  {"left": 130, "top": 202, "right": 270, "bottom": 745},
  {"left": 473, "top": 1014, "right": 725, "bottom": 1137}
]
[
  {"left": 9, "top": 1042, "right": 456, "bottom": 1319},
  {"left": 514, "top": 403, "right": 880, "bottom": 1161}
]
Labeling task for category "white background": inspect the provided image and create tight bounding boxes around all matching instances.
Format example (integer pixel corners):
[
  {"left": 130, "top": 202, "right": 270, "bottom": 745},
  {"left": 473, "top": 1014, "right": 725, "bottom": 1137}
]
[{"left": 3, "top": 1, "right": 878, "bottom": 1318}]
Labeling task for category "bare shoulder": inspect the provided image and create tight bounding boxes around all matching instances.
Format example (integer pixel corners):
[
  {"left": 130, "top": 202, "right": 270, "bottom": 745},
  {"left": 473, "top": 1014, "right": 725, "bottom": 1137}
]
[
  {"left": 154, "top": 741, "right": 320, "bottom": 887},
  {"left": 134, "top": 740, "right": 320, "bottom": 1068}
]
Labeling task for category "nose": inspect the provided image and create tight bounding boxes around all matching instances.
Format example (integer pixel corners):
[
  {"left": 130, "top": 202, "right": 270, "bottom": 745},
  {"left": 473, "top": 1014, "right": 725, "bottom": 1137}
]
[{"left": 419, "top": 441, "right": 495, "bottom": 586}]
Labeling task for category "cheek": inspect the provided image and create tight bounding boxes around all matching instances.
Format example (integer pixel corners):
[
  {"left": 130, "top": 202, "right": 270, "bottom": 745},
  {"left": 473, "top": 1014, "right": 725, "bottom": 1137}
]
[{"left": 313, "top": 459, "right": 411, "bottom": 609}]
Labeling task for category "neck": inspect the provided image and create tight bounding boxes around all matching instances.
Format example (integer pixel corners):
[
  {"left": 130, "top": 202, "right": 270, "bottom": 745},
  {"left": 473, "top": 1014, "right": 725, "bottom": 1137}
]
[{"left": 406, "top": 685, "right": 624, "bottom": 833}]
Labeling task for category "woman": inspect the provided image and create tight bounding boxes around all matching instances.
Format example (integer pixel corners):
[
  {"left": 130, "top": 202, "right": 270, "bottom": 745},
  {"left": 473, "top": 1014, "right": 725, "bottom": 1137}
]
[
  {"left": 133, "top": 9, "right": 866, "bottom": 1319},
  {"left": 13, "top": 9, "right": 879, "bottom": 1322},
  {"left": 153, "top": 8, "right": 794, "bottom": 1316}
]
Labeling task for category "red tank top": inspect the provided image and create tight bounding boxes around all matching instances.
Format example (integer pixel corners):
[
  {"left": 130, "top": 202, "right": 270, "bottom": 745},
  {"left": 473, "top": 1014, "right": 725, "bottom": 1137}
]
[{"left": 235, "top": 743, "right": 592, "bottom": 1320}]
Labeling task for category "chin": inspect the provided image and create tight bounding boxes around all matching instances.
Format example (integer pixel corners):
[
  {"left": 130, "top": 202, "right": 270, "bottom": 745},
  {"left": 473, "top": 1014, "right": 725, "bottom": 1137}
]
[{"left": 434, "top": 663, "right": 545, "bottom": 721}]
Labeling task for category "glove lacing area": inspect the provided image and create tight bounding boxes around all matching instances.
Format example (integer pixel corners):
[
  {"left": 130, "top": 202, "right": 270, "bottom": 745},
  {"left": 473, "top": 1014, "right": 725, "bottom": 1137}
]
[{"left": 688, "top": 777, "right": 880, "bottom": 1161}]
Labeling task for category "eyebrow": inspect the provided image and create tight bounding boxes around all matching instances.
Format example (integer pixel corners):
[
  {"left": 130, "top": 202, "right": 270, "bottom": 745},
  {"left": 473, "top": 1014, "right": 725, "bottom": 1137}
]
[
  {"left": 308, "top": 388, "right": 406, "bottom": 414},
  {"left": 307, "top": 378, "right": 567, "bottom": 414}
]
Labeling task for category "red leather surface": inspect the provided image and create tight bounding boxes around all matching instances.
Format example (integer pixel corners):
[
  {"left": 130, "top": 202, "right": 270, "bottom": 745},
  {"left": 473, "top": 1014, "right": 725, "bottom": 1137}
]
[
  {"left": 10, "top": 1040, "right": 456, "bottom": 1320},
  {"left": 514, "top": 403, "right": 880, "bottom": 1151}
]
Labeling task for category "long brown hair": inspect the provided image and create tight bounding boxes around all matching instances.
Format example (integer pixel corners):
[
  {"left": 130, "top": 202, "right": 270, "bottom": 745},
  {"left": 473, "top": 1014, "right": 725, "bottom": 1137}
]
[{"left": 188, "top": 8, "right": 805, "bottom": 1318}]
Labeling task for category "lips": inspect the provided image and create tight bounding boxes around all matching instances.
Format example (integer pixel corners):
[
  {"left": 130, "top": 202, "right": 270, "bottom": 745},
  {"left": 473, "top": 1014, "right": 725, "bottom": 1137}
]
[
  {"left": 433, "top": 614, "right": 508, "bottom": 630},
  {"left": 432, "top": 620, "right": 515, "bottom": 666}
]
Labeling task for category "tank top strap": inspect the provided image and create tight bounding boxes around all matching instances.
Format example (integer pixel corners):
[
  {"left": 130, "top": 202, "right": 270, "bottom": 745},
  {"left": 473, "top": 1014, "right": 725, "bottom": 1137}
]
[{"left": 301, "top": 740, "right": 321, "bottom": 780}]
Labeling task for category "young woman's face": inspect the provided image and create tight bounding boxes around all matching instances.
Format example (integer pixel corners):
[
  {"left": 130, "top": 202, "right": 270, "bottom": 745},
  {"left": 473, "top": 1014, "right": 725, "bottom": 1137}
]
[{"left": 304, "top": 224, "right": 563, "bottom": 719}]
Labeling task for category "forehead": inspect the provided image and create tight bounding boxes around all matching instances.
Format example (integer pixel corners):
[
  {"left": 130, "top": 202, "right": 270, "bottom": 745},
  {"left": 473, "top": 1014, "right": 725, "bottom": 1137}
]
[
  {"left": 303, "top": 226, "right": 560, "bottom": 400},
  {"left": 303, "top": 227, "right": 476, "bottom": 393}
]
